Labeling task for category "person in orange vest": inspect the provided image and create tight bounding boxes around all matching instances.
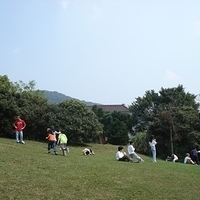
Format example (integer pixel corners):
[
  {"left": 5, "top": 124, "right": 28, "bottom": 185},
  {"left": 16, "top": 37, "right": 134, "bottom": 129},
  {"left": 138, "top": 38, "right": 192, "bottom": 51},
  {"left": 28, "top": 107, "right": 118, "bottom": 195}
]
[{"left": 46, "top": 128, "right": 57, "bottom": 155}]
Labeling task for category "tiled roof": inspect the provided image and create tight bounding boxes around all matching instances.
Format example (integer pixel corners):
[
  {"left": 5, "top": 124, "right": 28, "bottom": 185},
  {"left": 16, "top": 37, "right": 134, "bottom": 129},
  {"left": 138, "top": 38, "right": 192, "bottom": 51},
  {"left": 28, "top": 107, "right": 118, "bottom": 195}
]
[{"left": 86, "top": 104, "right": 130, "bottom": 114}]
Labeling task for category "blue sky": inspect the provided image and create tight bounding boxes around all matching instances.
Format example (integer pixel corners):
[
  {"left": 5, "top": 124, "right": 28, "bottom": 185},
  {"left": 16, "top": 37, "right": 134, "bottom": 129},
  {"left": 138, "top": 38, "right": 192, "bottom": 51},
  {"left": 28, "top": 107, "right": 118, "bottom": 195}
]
[{"left": 1, "top": 0, "right": 200, "bottom": 105}]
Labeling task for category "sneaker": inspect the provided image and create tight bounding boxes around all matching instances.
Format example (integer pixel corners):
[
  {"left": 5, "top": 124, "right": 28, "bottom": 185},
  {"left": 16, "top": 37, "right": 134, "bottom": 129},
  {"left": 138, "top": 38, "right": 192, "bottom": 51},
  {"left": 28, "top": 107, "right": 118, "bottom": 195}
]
[
  {"left": 134, "top": 160, "right": 140, "bottom": 163},
  {"left": 141, "top": 159, "right": 144, "bottom": 162},
  {"left": 55, "top": 152, "right": 58, "bottom": 155},
  {"left": 21, "top": 141, "right": 25, "bottom": 144},
  {"left": 16, "top": 141, "right": 20, "bottom": 143}
]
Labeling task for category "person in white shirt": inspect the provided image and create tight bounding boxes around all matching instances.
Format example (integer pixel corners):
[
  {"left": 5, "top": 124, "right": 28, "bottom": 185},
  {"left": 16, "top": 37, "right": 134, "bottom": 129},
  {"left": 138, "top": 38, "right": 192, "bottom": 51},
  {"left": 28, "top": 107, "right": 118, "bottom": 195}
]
[
  {"left": 166, "top": 154, "right": 178, "bottom": 162},
  {"left": 149, "top": 135, "right": 157, "bottom": 163},
  {"left": 127, "top": 141, "right": 144, "bottom": 162},
  {"left": 116, "top": 146, "right": 132, "bottom": 162},
  {"left": 184, "top": 153, "right": 195, "bottom": 164}
]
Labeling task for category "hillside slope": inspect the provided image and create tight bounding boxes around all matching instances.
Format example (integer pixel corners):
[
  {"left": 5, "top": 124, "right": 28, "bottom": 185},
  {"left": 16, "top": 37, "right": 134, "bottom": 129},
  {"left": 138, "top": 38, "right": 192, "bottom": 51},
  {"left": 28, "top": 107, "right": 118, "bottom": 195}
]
[{"left": 42, "top": 90, "right": 99, "bottom": 105}]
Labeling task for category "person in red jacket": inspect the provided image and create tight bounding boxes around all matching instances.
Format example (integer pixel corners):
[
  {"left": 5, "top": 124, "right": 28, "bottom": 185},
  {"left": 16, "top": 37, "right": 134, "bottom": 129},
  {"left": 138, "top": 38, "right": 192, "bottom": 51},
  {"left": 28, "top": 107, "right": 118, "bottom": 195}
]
[{"left": 13, "top": 116, "right": 26, "bottom": 144}]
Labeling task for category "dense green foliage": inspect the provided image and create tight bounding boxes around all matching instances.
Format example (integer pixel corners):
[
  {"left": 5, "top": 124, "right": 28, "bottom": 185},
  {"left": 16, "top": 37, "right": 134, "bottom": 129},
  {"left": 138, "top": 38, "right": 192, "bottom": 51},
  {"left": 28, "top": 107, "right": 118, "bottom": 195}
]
[{"left": 91, "top": 105, "right": 131, "bottom": 145}]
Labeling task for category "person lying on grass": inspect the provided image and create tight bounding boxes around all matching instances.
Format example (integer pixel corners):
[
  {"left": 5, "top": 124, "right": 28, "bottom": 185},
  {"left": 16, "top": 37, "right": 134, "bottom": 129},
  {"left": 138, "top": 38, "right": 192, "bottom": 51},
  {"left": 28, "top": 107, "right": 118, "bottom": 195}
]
[
  {"left": 184, "top": 153, "right": 195, "bottom": 164},
  {"left": 82, "top": 148, "right": 95, "bottom": 155},
  {"left": 116, "top": 146, "right": 133, "bottom": 162}
]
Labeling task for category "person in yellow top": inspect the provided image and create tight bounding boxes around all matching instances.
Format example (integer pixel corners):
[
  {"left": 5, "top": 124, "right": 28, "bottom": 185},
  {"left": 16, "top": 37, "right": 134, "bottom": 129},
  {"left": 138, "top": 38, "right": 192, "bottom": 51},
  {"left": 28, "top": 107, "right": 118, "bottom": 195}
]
[
  {"left": 46, "top": 128, "right": 57, "bottom": 155},
  {"left": 57, "top": 130, "right": 68, "bottom": 156}
]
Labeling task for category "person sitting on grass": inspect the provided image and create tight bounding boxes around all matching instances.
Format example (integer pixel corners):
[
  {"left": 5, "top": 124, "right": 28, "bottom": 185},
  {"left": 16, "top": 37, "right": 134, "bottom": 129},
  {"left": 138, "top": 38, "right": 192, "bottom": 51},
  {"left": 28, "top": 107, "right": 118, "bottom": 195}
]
[
  {"left": 184, "top": 153, "right": 195, "bottom": 164},
  {"left": 127, "top": 141, "right": 144, "bottom": 163},
  {"left": 116, "top": 146, "right": 133, "bottom": 162},
  {"left": 82, "top": 148, "right": 95, "bottom": 155}
]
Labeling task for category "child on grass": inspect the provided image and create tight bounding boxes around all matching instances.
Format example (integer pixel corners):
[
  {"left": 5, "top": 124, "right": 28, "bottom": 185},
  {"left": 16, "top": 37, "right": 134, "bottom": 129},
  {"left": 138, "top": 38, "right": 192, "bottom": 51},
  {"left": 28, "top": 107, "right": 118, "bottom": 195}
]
[
  {"left": 46, "top": 128, "right": 57, "bottom": 155},
  {"left": 57, "top": 130, "right": 68, "bottom": 156},
  {"left": 184, "top": 153, "right": 195, "bottom": 164}
]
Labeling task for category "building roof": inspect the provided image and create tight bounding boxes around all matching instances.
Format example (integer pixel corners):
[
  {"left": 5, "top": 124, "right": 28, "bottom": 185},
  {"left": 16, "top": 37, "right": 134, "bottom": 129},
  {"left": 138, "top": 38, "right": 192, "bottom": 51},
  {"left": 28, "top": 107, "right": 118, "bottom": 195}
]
[{"left": 86, "top": 104, "right": 130, "bottom": 114}]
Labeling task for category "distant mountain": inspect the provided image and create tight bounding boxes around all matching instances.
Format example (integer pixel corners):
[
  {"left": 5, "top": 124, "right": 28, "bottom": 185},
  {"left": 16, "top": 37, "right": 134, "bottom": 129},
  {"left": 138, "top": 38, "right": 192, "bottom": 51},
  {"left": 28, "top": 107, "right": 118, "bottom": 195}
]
[{"left": 42, "top": 90, "right": 99, "bottom": 106}]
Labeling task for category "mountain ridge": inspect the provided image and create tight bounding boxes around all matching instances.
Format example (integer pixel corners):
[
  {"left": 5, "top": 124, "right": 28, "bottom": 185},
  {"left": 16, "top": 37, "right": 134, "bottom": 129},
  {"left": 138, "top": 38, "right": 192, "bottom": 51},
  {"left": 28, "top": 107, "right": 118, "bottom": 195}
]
[{"left": 42, "top": 90, "right": 100, "bottom": 106}]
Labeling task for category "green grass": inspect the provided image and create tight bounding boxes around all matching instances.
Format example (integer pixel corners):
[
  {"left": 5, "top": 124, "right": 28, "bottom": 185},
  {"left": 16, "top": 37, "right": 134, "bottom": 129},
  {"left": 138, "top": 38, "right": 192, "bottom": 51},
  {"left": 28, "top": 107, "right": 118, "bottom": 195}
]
[{"left": 0, "top": 138, "right": 200, "bottom": 200}]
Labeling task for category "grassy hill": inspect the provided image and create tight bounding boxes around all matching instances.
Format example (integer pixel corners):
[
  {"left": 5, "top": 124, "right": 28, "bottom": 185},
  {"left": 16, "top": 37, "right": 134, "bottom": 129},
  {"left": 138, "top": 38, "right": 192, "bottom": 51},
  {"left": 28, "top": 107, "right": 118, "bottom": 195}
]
[
  {"left": 42, "top": 90, "right": 99, "bottom": 105},
  {"left": 0, "top": 138, "right": 200, "bottom": 200}
]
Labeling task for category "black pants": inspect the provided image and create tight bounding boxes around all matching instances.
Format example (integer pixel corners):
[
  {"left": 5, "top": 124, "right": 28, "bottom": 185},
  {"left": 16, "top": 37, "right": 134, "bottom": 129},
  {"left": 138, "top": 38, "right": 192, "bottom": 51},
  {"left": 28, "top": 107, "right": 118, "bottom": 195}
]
[
  {"left": 119, "top": 155, "right": 131, "bottom": 162},
  {"left": 193, "top": 155, "right": 199, "bottom": 165}
]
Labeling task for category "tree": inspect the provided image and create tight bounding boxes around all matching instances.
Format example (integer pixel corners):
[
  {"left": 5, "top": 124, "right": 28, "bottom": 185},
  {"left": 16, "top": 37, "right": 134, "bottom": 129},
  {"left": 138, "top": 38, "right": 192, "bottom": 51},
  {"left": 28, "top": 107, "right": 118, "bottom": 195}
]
[
  {"left": 57, "top": 100, "right": 103, "bottom": 144},
  {"left": 102, "top": 111, "right": 130, "bottom": 145},
  {"left": 0, "top": 75, "right": 20, "bottom": 137}
]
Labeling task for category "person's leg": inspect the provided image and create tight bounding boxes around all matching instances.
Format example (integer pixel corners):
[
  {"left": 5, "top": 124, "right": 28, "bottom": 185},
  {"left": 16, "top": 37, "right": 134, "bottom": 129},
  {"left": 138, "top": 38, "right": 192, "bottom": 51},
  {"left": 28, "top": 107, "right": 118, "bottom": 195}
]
[
  {"left": 19, "top": 131, "right": 25, "bottom": 144},
  {"left": 63, "top": 149, "right": 67, "bottom": 156},
  {"left": 52, "top": 141, "right": 57, "bottom": 155},
  {"left": 196, "top": 156, "right": 199, "bottom": 165},
  {"left": 61, "top": 144, "right": 66, "bottom": 156},
  {"left": 48, "top": 141, "right": 52, "bottom": 153},
  {"left": 15, "top": 131, "right": 19, "bottom": 143},
  {"left": 194, "top": 155, "right": 199, "bottom": 164},
  {"left": 152, "top": 149, "right": 157, "bottom": 162},
  {"left": 132, "top": 152, "right": 143, "bottom": 162},
  {"left": 173, "top": 158, "right": 178, "bottom": 162},
  {"left": 119, "top": 155, "right": 132, "bottom": 162}
]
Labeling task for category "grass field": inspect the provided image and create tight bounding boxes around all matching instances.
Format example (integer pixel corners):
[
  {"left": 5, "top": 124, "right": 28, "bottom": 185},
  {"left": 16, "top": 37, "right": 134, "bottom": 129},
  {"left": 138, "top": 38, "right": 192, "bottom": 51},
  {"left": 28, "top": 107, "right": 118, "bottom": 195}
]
[{"left": 0, "top": 138, "right": 199, "bottom": 200}]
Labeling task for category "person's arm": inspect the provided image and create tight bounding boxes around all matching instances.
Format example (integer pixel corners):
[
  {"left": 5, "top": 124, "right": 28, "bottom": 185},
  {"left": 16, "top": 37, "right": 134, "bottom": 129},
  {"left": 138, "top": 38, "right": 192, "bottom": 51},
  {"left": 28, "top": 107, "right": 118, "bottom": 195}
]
[
  {"left": 57, "top": 135, "right": 60, "bottom": 145},
  {"left": 46, "top": 134, "right": 49, "bottom": 140},
  {"left": 22, "top": 120, "right": 26, "bottom": 129},
  {"left": 116, "top": 152, "right": 120, "bottom": 160},
  {"left": 13, "top": 121, "right": 17, "bottom": 129},
  {"left": 153, "top": 139, "right": 157, "bottom": 145}
]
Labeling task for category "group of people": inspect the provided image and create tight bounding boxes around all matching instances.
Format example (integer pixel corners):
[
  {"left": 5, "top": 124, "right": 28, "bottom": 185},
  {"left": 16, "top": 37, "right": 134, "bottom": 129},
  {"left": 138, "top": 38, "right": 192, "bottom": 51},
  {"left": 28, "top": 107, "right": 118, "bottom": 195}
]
[
  {"left": 116, "top": 141, "right": 144, "bottom": 163},
  {"left": 183, "top": 146, "right": 200, "bottom": 165},
  {"left": 13, "top": 116, "right": 200, "bottom": 163},
  {"left": 46, "top": 128, "right": 68, "bottom": 156},
  {"left": 13, "top": 115, "right": 69, "bottom": 156}
]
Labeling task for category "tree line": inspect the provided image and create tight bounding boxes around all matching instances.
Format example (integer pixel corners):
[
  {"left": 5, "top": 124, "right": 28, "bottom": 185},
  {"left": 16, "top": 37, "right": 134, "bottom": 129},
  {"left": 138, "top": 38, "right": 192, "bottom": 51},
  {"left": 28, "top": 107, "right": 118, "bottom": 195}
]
[{"left": 1, "top": 75, "right": 200, "bottom": 159}]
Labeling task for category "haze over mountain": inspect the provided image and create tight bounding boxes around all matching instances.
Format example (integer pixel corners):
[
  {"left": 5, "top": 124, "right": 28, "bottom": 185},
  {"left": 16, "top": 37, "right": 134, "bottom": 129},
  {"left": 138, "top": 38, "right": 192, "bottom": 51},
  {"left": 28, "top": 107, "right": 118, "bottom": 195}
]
[{"left": 42, "top": 90, "right": 100, "bottom": 106}]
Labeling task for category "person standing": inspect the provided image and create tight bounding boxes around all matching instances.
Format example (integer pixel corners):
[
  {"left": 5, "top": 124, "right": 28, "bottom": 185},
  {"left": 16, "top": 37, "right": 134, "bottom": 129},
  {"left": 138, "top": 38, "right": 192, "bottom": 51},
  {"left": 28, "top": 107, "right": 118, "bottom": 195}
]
[
  {"left": 127, "top": 141, "right": 144, "bottom": 162},
  {"left": 13, "top": 116, "right": 26, "bottom": 144},
  {"left": 149, "top": 135, "right": 157, "bottom": 163},
  {"left": 190, "top": 146, "right": 200, "bottom": 165},
  {"left": 57, "top": 130, "right": 68, "bottom": 156}
]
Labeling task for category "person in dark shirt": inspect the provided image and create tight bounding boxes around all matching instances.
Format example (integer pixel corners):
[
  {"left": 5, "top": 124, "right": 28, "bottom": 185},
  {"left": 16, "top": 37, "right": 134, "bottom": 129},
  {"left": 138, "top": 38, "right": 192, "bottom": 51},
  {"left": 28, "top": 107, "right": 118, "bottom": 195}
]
[{"left": 191, "top": 146, "right": 200, "bottom": 165}]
